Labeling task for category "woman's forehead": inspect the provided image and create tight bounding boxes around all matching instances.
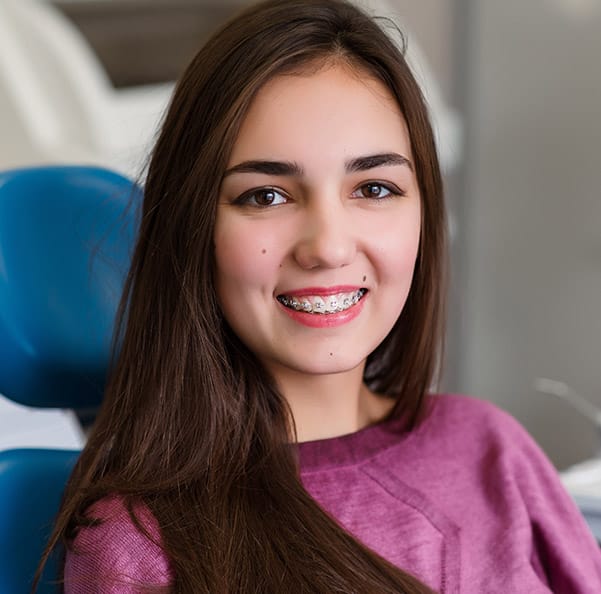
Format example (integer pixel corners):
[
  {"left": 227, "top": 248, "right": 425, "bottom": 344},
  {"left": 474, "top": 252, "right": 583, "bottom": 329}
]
[{"left": 227, "top": 63, "right": 412, "bottom": 172}]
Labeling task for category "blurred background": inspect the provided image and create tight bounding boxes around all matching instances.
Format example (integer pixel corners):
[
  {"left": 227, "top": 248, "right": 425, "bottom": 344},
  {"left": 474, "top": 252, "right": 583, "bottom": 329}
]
[{"left": 0, "top": 0, "right": 600, "bottom": 472}]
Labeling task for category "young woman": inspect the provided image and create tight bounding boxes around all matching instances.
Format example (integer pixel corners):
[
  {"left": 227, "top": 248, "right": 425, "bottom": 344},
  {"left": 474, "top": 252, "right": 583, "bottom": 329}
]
[{"left": 38, "top": 0, "right": 601, "bottom": 592}]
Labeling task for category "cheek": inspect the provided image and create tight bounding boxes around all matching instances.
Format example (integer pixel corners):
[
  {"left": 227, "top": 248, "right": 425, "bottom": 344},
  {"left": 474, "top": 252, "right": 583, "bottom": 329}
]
[
  {"left": 388, "top": 232, "right": 420, "bottom": 274},
  {"left": 370, "top": 208, "right": 421, "bottom": 286},
  {"left": 214, "top": 220, "right": 282, "bottom": 294}
]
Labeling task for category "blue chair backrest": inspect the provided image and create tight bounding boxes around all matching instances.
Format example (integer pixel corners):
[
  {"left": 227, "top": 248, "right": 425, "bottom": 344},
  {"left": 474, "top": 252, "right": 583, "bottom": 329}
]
[
  {"left": 0, "top": 165, "right": 141, "bottom": 409},
  {"left": 0, "top": 165, "right": 141, "bottom": 593}
]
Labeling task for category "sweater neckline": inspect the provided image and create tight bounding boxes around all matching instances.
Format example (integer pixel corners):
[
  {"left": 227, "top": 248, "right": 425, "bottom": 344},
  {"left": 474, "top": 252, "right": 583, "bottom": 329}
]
[{"left": 297, "top": 413, "right": 409, "bottom": 473}]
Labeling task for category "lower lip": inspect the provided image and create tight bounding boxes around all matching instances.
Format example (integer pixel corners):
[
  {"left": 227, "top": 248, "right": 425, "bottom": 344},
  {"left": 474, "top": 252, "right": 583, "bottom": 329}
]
[{"left": 278, "top": 294, "right": 367, "bottom": 328}]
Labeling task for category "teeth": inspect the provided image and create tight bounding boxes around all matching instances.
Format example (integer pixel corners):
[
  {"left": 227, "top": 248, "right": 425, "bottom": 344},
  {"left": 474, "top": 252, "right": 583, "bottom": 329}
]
[
  {"left": 278, "top": 289, "right": 366, "bottom": 314},
  {"left": 313, "top": 297, "right": 325, "bottom": 312}
]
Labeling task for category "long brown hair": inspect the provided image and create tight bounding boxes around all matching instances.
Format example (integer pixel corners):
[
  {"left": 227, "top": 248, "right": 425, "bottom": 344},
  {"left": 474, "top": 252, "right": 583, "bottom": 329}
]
[{"left": 37, "top": 0, "right": 446, "bottom": 591}]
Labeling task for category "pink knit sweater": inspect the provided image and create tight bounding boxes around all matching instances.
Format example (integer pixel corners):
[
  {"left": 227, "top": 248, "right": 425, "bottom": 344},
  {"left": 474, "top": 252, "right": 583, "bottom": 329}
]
[{"left": 65, "top": 395, "right": 601, "bottom": 592}]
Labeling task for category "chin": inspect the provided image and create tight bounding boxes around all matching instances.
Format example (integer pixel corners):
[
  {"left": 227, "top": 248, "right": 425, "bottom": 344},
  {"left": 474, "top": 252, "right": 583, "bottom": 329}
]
[{"left": 282, "top": 353, "right": 368, "bottom": 377}]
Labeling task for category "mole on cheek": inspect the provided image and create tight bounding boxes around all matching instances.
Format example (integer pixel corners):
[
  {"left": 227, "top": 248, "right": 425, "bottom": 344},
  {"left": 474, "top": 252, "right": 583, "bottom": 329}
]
[
  {"left": 362, "top": 275, "right": 367, "bottom": 282},
  {"left": 261, "top": 249, "right": 267, "bottom": 254}
]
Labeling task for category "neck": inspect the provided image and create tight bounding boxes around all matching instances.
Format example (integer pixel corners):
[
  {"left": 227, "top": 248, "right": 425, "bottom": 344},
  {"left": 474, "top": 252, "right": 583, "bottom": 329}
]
[{"left": 269, "top": 364, "right": 395, "bottom": 442}]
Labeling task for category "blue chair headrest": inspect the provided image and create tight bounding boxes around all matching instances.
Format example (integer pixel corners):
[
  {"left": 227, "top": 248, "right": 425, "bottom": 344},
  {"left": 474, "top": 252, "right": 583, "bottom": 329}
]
[{"left": 0, "top": 166, "right": 141, "bottom": 409}]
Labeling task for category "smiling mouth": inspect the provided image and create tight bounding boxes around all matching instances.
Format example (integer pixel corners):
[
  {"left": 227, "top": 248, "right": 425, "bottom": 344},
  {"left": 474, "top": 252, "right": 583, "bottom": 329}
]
[{"left": 277, "top": 288, "right": 367, "bottom": 314}]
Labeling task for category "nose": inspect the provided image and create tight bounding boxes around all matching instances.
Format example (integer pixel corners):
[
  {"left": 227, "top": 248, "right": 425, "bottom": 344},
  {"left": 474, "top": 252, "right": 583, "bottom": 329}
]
[{"left": 293, "top": 200, "right": 356, "bottom": 270}]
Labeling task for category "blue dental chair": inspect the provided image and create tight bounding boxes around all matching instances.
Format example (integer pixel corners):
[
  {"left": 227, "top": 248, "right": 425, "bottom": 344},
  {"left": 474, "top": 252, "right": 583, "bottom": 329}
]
[{"left": 0, "top": 166, "right": 140, "bottom": 593}]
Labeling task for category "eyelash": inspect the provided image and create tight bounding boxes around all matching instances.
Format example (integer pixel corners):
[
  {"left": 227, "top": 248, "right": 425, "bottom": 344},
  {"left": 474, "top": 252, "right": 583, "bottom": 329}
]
[{"left": 233, "top": 181, "right": 406, "bottom": 207}]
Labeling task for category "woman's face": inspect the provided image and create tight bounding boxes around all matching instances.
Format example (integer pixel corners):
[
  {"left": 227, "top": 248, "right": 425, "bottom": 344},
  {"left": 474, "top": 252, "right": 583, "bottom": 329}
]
[{"left": 215, "top": 63, "right": 421, "bottom": 382}]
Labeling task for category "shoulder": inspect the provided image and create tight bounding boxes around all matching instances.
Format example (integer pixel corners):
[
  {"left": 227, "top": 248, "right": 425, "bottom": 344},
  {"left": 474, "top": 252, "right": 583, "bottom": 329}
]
[
  {"left": 421, "top": 393, "right": 576, "bottom": 505},
  {"left": 423, "top": 396, "right": 601, "bottom": 589},
  {"left": 427, "top": 392, "right": 517, "bottom": 425},
  {"left": 424, "top": 393, "right": 530, "bottom": 445},
  {"left": 415, "top": 393, "right": 553, "bottom": 476},
  {"left": 64, "top": 495, "right": 173, "bottom": 593}
]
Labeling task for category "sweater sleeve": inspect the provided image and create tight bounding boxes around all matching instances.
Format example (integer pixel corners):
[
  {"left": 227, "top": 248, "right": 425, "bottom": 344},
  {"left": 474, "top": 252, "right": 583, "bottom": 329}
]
[
  {"left": 501, "top": 410, "right": 601, "bottom": 593},
  {"left": 64, "top": 496, "right": 173, "bottom": 593}
]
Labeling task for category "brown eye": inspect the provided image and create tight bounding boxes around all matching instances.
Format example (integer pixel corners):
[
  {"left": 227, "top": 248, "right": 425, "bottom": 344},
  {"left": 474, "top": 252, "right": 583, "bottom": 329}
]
[
  {"left": 361, "top": 183, "right": 386, "bottom": 198},
  {"left": 236, "top": 187, "right": 288, "bottom": 207},
  {"left": 255, "top": 189, "right": 277, "bottom": 205},
  {"left": 351, "top": 182, "right": 403, "bottom": 200}
]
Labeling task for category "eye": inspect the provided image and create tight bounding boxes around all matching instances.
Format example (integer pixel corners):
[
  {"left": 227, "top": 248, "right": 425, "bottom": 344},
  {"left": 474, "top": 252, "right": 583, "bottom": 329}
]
[
  {"left": 351, "top": 182, "right": 404, "bottom": 200},
  {"left": 235, "top": 187, "right": 288, "bottom": 207}
]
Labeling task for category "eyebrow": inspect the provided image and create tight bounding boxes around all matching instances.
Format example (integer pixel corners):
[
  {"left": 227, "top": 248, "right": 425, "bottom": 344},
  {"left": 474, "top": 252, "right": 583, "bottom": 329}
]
[
  {"left": 222, "top": 152, "right": 413, "bottom": 178},
  {"left": 347, "top": 153, "right": 413, "bottom": 173}
]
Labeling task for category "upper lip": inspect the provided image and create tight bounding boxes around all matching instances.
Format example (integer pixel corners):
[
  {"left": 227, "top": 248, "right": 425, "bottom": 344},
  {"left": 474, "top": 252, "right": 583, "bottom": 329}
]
[{"left": 277, "top": 285, "right": 365, "bottom": 297}]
